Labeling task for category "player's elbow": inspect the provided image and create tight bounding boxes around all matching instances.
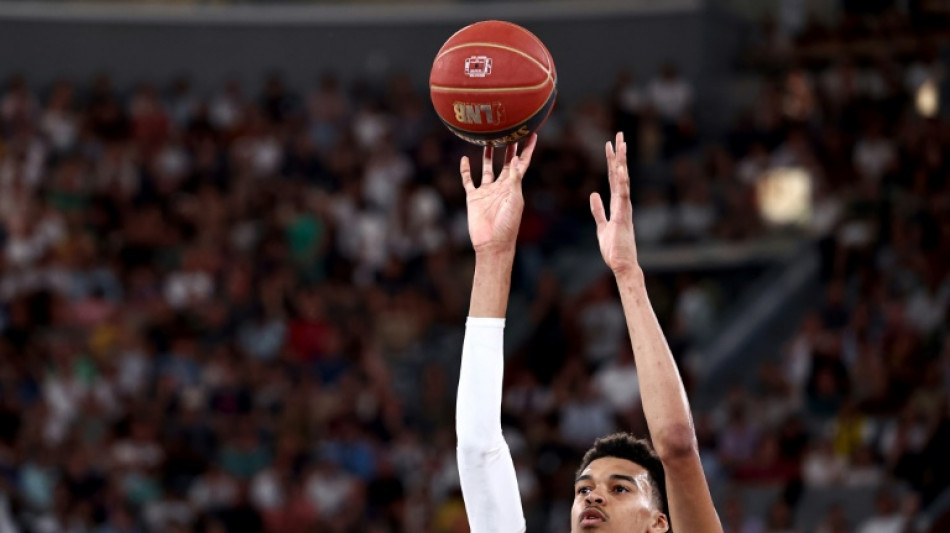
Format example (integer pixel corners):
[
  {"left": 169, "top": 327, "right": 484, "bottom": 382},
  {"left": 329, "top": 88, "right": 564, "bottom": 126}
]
[
  {"left": 457, "top": 431, "right": 508, "bottom": 467},
  {"left": 456, "top": 421, "right": 504, "bottom": 455},
  {"left": 654, "top": 424, "right": 699, "bottom": 463}
]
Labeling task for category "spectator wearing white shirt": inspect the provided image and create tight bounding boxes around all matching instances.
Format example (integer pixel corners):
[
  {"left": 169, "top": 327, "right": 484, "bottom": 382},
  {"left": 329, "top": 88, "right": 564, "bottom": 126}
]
[
  {"left": 594, "top": 350, "right": 640, "bottom": 415},
  {"left": 575, "top": 277, "right": 627, "bottom": 369},
  {"left": 558, "top": 379, "right": 616, "bottom": 449},
  {"left": 209, "top": 78, "right": 246, "bottom": 133},
  {"left": 647, "top": 63, "right": 694, "bottom": 123},
  {"left": 40, "top": 80, "right": 79, "bottom": 154},
  {"left": 857, "top": 490, "right": 907, "bottom": 533},
  {"left": 633, "top": 187, "right": 673, "bottom": 245},
  {"left": 675, "top": 178, "right": 717, "bottom": 241},
  {"left": 853, "top": 121, "right": 896, "bottom": 182},
  {"left": 802, "top": 437, "right": 847, "bottom": 488}
]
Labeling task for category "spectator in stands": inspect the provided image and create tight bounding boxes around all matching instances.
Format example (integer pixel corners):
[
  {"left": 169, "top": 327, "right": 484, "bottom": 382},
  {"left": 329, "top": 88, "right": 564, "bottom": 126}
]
[
  {"left": 573, "top": 276, "right": 626, "bottom": 370},
  {"left": 762, "top": 499, "right": 798, "bottom": 533},
  {"left": 647, "top": 62, "right": 693, "bottom": 125},
  {"left": 647, "top": 62, "right": 697, "bottom": 157},
  {"left": 856, "top": 490, "right": 910, "bottom": 533},
  {"left": 814, "top": 503, "right": 852, "bottom": 533}
]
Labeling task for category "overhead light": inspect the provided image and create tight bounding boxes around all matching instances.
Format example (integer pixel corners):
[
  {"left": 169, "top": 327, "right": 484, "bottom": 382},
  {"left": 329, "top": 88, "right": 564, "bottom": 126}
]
[
  {"left": 916, "top": 78, "right": 939, "bottom": 118},
  {"left": 756, "top": 167, "right": 812, "bottom": 227}
]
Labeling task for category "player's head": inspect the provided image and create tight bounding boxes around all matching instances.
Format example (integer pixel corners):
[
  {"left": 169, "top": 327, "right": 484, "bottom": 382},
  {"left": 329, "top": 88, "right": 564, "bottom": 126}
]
[{"left": 571, "top": 433, "right": 669, "bottom": 533}]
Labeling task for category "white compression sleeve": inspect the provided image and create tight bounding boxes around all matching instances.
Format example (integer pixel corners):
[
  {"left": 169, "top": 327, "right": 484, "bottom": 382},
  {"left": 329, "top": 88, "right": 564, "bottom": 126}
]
[{"left": 457, "top": 317, "right": 526, "bottom": 533}]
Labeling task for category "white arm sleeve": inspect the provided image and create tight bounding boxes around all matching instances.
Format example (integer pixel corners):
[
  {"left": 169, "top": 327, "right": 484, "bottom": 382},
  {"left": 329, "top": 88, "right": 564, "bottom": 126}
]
[{"left": 457, "top": 317, "right": 526, "bottom": 533}]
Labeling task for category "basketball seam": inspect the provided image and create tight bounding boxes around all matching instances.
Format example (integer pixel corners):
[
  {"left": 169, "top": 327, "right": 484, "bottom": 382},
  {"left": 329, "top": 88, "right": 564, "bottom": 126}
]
[
  {"left": 449, "top": 20, "right": 550, "bottom": 70},
  {"left": 494, "top": 20, "right": 552, "bottom": 71},
  {"left": 430, "top": 80, "right": 554, "bottom": 93},
  {"left": 518, "top": 28, "right": 554, "bottom": 73},
  {"left": 434, "top": 42, "right": 553, "bottom": 82}
]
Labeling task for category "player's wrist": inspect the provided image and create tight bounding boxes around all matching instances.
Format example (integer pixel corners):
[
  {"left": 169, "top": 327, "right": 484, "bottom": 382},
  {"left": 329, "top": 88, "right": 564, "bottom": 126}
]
[
  {"left": 474, "top": 246, "right": 517, "bottom": 264},
  {"left": 613, "top": 264, "right": 645, "bottom": 286}
]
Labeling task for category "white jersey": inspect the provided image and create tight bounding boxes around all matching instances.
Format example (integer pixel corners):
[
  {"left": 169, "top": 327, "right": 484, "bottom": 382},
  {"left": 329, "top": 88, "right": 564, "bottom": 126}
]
[{"left": 457, "top": 317, "right": 527, "bottom": 533}]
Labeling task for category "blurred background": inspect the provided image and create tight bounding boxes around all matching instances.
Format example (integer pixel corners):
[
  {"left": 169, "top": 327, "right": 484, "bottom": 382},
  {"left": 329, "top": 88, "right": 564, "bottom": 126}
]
[{"left": 0, "top": 0, "right": 948, "bottom": 531}]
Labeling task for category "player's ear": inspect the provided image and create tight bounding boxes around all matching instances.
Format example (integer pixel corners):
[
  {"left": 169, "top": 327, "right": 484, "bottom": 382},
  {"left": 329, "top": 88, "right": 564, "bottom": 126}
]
[{"left": 649, "top": 511, "right": 669, "bottom": 533}]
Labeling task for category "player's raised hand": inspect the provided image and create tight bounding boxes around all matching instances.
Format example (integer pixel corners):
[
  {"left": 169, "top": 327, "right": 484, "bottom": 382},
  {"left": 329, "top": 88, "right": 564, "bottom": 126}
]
[
  {"left": 590, "top": 131, "right": 639, "bottom": 275},
  {"left": 460, "top": 134, "right": 538, "bottom": 256}
]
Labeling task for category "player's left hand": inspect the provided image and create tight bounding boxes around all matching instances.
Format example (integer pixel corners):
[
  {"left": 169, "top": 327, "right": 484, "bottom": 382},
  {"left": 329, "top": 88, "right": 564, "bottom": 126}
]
[
  {"left": 590, "top": 131, "right": 640, "bottom": 275},
  {"left": 460, "top": 134, "right": 538, "bottom": 256}
]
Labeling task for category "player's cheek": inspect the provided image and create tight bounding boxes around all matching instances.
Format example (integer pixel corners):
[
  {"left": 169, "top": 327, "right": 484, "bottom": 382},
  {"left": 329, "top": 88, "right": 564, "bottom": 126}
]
[{"left": 569, "top": 498, "right": 583, "bottom": 519}]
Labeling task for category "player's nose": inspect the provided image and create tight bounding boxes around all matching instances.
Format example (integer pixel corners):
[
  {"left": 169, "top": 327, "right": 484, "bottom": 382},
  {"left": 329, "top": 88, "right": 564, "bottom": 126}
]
[{"left": 584, "top": 489, "right": 605, "bottom": 505}]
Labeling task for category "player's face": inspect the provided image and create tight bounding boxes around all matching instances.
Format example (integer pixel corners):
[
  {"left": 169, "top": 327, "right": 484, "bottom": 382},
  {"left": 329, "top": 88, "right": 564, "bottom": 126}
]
[{"left": 571, "top": 457, "right": 668, "bottom": 533}]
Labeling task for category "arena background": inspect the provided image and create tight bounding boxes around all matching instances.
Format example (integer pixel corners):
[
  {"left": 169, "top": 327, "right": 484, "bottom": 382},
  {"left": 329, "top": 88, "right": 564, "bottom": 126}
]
[{"left": 0, "top": 0, "right": 948, "bottom": 531}]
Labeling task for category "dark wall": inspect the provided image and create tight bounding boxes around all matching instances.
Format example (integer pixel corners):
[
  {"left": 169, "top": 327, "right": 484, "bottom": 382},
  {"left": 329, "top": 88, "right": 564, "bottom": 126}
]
[{"left": 0, "top": 5, "right": 717, "bottom": 103}]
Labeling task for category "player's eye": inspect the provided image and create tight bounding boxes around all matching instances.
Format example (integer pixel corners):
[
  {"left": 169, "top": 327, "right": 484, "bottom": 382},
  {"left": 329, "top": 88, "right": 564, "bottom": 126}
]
[
  {"left": 612, "top": 485, "right": 630, "bottom": 493},
  {"left": 576, "top": 486, "right": 591, "bottom": 495}
]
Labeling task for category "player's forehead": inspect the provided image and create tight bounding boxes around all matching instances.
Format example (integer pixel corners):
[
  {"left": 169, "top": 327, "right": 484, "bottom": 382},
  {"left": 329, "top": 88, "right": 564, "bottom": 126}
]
[{"left": 577, "top": 456, "right": 649, "bottom": 482}]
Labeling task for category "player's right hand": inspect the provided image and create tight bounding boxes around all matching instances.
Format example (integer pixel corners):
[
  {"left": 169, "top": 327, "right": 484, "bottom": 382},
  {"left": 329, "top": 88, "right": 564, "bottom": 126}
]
[{"left": 460, "top": 134, "right": 538, "bottom": 256}]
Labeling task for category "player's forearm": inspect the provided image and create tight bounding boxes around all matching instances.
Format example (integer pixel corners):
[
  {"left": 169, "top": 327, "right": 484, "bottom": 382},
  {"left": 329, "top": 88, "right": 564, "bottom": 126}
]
[
  {"left": 458, "top": 259, "right": 527, "bottom": 532},
  {"left": 468, "top": 250, "right": 515, "bottom": 318},
  {"left": 457, "top": 317, "right": 507, "bottom": 448},
  {"left": 456, "top": 317, "right": 527, "bottom": 533},
  {"left": 615, "top": 267, "right": 698, "bottom": 461}
]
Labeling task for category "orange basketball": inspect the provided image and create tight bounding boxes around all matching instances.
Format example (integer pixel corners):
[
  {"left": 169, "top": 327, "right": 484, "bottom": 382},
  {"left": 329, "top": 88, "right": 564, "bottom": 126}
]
[{"left": 429, "top": 20, "right": 557, "bottom": 147}]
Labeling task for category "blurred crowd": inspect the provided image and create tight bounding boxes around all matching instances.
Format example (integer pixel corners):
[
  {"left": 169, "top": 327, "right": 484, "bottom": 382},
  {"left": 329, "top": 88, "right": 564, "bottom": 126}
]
[
  {"left": 0, "top": 5, "right": 948, "bottom": 533},
  {"left": 699, "top": 5, "right": 950, "bottom": 533},
  {"left": 0, "top": 60, "right": 714, "bottom": 533}
]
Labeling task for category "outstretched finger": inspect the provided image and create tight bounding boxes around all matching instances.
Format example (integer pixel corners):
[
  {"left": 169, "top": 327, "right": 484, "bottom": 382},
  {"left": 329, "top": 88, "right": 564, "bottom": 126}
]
[
  {"left": 499, "top": 142, "right": 518, "bottom": 181},
  {"left": 504, "top": 142, "right": 518, "bottom": 167},
  {"left": 481, "top": 145, "right": 495, "bottom": 185},
  {"left": 615, "top": 131, "right": 627, "bottom": 168},
  {"left": 605, "top": 139, "right": 620, "bottom": 196},
  {"left": 606, "top": 133, "right": 630, "bottom": 200},
  {"left": 590, "top": 192, "right": 608, "bottom": 227},
  {"left": 460, "top": 156, "right": 475, "bottom": 192},
  {"left": 613, "top": 132, "right": 630, "bottom": 199},
  {"left": 514, "top": 133, "right": 539, "bottom": 181}
]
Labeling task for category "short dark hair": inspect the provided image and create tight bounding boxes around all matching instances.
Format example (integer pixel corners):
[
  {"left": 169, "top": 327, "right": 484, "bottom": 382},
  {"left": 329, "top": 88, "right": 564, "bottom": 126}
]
[{"left": 576, "top": 433, "right": 668, "bottom": 516}]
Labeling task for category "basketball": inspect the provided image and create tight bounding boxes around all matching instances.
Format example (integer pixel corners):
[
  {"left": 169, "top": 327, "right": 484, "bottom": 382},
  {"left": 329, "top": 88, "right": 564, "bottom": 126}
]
[{"left": 429, "top": 20, "right": 557, "bottom": 147}]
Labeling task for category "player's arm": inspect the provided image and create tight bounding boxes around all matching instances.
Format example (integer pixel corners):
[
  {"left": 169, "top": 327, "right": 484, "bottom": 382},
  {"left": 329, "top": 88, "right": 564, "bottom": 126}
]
[
  {"left": 590, "top": 132, "right": 722, "bottom": 533},
  {"left": 456, "top": 135, "right": 537, "bottom": 533}
]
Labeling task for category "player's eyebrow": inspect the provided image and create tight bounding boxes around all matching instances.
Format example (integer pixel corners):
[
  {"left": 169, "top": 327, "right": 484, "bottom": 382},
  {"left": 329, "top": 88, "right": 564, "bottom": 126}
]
[
  {"left": 609, "top": 474, "right": 638, "bottom": 484},
  {"left": 574, "top": 474, "right": 638, "bottom": 484}
]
